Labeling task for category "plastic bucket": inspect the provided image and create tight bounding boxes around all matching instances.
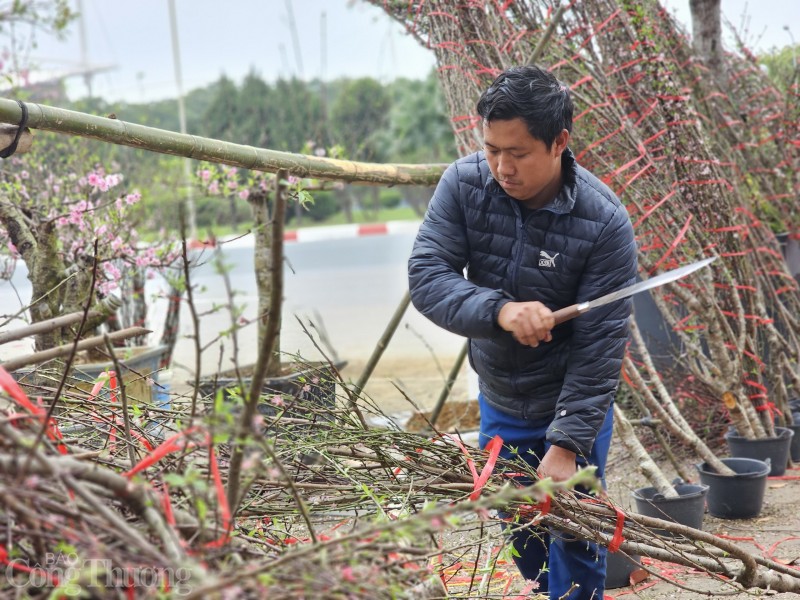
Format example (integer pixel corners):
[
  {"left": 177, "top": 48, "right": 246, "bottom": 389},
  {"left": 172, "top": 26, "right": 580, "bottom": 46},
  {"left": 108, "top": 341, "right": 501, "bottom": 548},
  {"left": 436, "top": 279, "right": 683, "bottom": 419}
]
[
  {"left": 725, "top": 427, "right": 794, "bottom": 476},
  {"left": 605, "top": 552, "right": 641, "bottom": 589},
  {"left": 695, "top": 457, "right": 770, "bottom": 519},
  {"left": 789, "top": 424, "right": 800, "bottom": 463},
  {"left": 632, "top": 482, "right": 708, "bottom": 533},
  {"left": 789, "top": 398, "right": 800, "bottom": 463}
]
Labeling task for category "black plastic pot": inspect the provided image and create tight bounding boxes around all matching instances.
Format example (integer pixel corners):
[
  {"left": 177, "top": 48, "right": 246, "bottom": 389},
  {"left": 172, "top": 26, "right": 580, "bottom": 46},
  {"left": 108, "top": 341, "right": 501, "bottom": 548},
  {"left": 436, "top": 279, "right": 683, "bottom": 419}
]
[
  {"left": 725, "top": 426, "right": 794, "bottom": 476},
  {"left": 195, "top": 361, "right": 346, "bottom": 436},
  {"left": 605, "top": 552, "right": 641, "bottom": 589},
  {"left": 632, "top": 481, "right": 709, "bottom": 534},
  {"left": 789, "top": 424, "right": 800, "bottom": 463},
  {"left": 695, "top": 457, "right": 770, "bottom": 519},
  {"left": 790, "top": 399, "right": 800, "bottom": 463}
]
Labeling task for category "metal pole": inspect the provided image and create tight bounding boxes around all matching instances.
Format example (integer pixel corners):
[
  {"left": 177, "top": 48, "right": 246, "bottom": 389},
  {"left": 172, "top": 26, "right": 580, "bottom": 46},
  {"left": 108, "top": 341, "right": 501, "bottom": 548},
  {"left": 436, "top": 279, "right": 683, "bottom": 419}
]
[{"left": 168, "top": 0, "right": 198, "bottom": 241}]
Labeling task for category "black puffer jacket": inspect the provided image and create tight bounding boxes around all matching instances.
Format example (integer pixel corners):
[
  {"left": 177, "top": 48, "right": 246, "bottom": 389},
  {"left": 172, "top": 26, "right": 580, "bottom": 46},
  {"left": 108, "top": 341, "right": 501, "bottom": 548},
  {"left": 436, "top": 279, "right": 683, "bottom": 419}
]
[{"left": 408, "top": 149, "right": 637, "bottom": 457}]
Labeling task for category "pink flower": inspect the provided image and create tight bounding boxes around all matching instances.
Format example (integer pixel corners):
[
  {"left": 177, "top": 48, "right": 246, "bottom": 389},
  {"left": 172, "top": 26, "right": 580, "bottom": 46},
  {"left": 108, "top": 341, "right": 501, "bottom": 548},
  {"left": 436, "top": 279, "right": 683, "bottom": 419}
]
[
  {"left": 125, "top": 192, "right": 141, "bottom": 205},
  {"left": 208, "top": 181, "right": 220, "bottom": 195},
  {"left": 270, "top": 395, "right": 284, "bottom": 407},
  {"left": 105, "top": 174, "right": 122, "bottom": 188},
  {"left": 103, "top": 262, "right": 121, "bottom": 281},
  {"left": 87, "top": 173, "right": 102, "bottom": 187},
  {"left": 20, "top": 170, "right": 29, "bottom": 179},
  {"left": 199, "top": 169, "right": 211, "bottom": 182},
  {"left": 238, "top": 189, "right": 250, "bottom": 201},
  {"left": 226, "top": 179, "right": 238, "bottom": 190}
]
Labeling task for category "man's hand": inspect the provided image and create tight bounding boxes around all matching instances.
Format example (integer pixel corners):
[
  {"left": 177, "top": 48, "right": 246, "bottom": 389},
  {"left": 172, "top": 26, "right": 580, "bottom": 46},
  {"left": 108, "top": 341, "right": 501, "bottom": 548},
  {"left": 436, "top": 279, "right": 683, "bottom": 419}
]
[
  {"left": 497, "top": 301, "right": 554, "bottom": 347},
  {"left": 537, "top": 445, "right": 577, "bottom": 482}
]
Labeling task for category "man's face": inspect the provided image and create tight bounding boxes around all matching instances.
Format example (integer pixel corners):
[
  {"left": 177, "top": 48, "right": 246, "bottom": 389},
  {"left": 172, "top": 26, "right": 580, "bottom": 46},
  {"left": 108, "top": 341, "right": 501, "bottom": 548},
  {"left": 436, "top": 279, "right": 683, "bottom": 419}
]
[{"left": 483, "top": 117, "right": 569, "bottom": 209}]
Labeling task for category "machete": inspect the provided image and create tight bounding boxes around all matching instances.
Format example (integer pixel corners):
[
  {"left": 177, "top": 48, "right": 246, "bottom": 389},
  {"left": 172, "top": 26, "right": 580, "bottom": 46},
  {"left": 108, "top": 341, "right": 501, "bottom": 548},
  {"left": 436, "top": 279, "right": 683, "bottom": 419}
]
[{"left": 551, "top": 256, "right": 717, "bottom": 325}]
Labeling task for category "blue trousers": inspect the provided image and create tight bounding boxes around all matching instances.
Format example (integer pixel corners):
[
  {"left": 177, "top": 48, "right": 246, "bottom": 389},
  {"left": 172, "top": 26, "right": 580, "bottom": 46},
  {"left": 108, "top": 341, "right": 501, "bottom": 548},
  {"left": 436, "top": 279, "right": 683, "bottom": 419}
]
[{"left": 478, "top": 394, "right": 614, "bottom": 600}]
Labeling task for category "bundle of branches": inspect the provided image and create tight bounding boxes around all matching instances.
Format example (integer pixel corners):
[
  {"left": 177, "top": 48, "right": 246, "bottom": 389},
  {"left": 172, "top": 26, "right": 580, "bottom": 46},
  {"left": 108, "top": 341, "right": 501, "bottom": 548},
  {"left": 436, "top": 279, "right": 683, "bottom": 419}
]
[
  {"left": 4, "top": 369, "right": 800, "bottom": 597},
  {"left": 371, "top": 0, "right": 800, "bottom": 443}
]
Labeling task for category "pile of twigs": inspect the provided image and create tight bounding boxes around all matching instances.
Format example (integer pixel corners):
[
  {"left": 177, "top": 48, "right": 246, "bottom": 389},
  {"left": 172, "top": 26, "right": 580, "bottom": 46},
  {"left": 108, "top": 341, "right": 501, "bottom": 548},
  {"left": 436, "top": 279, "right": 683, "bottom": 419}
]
[{"left": 3, "top": 364, "right": 800, "bottom": 597}]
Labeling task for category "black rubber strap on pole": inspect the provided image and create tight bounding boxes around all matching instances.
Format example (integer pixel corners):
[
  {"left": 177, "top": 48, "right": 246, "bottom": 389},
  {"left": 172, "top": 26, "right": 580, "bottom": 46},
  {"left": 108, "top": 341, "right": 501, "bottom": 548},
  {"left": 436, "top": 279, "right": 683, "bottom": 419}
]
[{"left": 0, "top": 100, "right": 29, "bottom": 158}]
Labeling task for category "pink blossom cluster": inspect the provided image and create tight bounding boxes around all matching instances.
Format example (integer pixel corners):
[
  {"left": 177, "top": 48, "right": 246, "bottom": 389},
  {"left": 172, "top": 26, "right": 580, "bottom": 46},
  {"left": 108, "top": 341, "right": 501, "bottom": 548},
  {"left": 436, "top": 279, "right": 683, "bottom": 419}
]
[
  {"left": 0, "top": 163, "right": 181, "bottom": 296},
  {"left": 196, "top": 163, "right": 273, "bottom": 202}
]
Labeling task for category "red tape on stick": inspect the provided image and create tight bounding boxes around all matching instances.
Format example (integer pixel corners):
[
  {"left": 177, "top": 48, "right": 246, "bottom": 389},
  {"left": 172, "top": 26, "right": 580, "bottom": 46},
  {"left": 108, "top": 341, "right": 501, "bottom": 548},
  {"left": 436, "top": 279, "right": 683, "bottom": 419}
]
[
  {"left": 0, "top": 365, "right": 43, "bottom": 416},
  {"left": 608, "top": 505, "right": 626, "bottom": 552},
  {"left": 536, "top": 494, "right": 551, "bottom": 517},
  {"left": 124, "top": 427, "right": 203, "bottom": 478},
  {"left": 649, "top": 215, "right": 692, "bottom": 275},
  {"left": 470, "top": 435, "right": 503, "bottom": 501},
  {"left": 0, "top": 543, "right": 60, "bottom": 585},
  {"left": 205, "top": 447, "right": 232, "bottom": 547},
  {"left": 446, "top": 434, "right": 503, "bottom": 501}
]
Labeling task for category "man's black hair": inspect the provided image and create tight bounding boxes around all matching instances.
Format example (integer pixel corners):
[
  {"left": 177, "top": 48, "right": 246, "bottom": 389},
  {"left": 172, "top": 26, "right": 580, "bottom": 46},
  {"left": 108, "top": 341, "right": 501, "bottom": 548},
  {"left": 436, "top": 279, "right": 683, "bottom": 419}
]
[{"left": 476, "top": 65, "right": 573, "bottom": 149}]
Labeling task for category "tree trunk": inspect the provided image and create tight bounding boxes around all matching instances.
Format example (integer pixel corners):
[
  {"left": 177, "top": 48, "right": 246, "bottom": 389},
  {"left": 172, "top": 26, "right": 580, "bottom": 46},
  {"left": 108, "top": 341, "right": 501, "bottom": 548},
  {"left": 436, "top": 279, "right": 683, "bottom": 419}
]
[
  {"left": 613, "top": 404, "right": 678, "bottom": 497},
  {"left": 249, "top": 188, "right": 281, "bottom": 378},
  {"left": 689, "top": 0, "right": 723, "bottom": 73}
]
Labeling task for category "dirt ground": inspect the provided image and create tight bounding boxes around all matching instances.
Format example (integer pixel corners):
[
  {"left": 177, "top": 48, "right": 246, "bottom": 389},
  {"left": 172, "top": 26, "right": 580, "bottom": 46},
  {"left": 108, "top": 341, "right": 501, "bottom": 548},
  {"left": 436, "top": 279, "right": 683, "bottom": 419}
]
[{"left": 338, "top": 356, "right": 800, "bottom": 599}]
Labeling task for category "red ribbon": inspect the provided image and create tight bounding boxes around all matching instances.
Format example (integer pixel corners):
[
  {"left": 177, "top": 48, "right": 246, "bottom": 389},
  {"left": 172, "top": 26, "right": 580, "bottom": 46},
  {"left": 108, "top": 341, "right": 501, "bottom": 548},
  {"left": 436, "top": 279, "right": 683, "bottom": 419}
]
[
  {"left": 123, "top": 427, "right": 202, "bottom": 478},
  {"left": 204, "top": 447, "right": 232, "bottom": 547},
  {"left": 0, "top": 543, "right": 60, "bottom": 585},
  {"left": 447, "top": 434, "right": 503, "bottom": 501},
  {"left": 0, "top": 366, "right": 67, "bottom": 454},
  {"left": 607, "top": 504, "right": 626, "bottom": 552}
]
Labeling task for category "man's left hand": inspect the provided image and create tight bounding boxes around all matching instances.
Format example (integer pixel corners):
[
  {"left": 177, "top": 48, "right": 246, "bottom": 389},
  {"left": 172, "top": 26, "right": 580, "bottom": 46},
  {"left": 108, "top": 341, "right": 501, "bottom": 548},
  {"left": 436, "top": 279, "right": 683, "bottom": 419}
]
[{"left": 537, "top": 445, "right": 577, "bottom": 482}]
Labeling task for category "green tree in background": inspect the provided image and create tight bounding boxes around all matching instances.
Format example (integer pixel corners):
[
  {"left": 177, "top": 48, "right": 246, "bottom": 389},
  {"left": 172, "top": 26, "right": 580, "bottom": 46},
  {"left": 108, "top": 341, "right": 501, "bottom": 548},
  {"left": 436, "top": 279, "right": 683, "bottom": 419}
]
[
  {"left": 202, "top": 75, "right": 241, "bottom": 143},
  {"left": 329, "top": 77, "right": 391, "bottom": 161},
  {"left": 760, "top": 44, "right": 800, "bottom": 94},
  {"left": 266, "top": 78, "right": 325, "bottom": 151},
  {"left": 380, "top": 72, "right": 456, "bottom": 164},
  {"left": 237, "top": 71, "right": 272, "bottom": 147}
]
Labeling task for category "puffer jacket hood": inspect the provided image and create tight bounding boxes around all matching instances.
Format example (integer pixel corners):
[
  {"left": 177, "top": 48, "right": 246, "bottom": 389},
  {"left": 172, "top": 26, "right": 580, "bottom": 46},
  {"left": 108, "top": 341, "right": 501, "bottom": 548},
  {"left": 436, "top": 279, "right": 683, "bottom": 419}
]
[{"left": 408, "top": 149, "right": 637, "bottom": 457}]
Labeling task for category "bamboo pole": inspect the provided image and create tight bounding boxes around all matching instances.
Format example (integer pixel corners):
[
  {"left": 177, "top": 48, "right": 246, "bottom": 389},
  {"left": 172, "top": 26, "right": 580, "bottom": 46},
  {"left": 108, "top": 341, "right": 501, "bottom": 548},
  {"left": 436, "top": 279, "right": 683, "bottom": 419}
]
[
  {"left": 0, "top": 327, "right": 151, "bottom": 371},
  {"left": 351, "top": 290, "right": 411, "bottom": 398},
  {"left": 428, "top": 340, "right": 469, "bottom": 429},
  {"left": 0, "top": 310, "right": 101, "bottom": 345},
  {"left": 0, "top": 99, "right": 446, "bottom": 186}
]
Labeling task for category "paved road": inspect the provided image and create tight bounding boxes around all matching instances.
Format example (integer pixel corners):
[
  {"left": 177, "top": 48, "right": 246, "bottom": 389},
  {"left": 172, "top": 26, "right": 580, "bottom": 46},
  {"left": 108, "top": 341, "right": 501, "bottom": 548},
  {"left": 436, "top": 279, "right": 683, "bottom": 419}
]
[{"left": 0, "top": 230, "right": 465, "bottom": 382}]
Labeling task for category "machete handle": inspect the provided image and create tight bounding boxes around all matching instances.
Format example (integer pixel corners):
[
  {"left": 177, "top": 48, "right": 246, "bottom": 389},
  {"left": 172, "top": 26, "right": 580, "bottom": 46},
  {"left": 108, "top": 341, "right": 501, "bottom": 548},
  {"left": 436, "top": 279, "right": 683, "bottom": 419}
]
[{"left": 552, "top": 303, "right": 582, "bottom": 326}]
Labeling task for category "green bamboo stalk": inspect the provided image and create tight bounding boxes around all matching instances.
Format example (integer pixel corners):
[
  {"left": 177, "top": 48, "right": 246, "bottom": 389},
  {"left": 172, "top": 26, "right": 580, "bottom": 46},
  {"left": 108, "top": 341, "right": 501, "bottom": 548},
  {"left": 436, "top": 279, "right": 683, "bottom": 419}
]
[{"left": 0, "top": 99, "right": 446, "bottom": 186}]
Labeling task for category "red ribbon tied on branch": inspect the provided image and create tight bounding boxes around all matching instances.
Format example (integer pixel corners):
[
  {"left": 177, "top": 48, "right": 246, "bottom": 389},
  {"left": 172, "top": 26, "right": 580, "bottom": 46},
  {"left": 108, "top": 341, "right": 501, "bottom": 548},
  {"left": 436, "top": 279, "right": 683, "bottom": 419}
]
[{"left": 447, "top": 434, "right": 503, "bottom": 501}]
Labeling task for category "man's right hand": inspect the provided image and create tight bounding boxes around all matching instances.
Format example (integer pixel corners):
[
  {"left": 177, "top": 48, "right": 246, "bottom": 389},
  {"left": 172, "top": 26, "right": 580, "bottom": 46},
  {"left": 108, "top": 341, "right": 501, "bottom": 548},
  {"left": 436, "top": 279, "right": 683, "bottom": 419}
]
[{"left": 497, "top": 301, "right": 554, "bottom": 347}]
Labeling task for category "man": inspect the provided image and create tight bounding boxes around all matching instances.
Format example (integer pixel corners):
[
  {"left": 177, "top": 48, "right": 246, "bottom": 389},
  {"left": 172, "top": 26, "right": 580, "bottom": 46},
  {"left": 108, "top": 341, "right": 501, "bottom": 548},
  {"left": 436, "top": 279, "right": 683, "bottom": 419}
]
[{"left": 408, "top": 65, "right": 637, "bottom": 599}]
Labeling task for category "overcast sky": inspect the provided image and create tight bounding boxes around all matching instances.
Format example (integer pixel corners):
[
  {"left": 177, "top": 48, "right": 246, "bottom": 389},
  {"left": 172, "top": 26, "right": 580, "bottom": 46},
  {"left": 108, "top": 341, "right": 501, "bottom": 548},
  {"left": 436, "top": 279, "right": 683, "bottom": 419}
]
[{"left": 25, "top": 0, "right": 800, "bottom": 104}]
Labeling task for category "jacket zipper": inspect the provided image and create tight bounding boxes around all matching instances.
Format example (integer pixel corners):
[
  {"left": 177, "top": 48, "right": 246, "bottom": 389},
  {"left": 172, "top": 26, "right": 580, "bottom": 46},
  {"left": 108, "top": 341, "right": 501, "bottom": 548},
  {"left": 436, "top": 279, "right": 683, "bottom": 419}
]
[{"left": 509, "top": 202, "right": 529, "bottom": 396}]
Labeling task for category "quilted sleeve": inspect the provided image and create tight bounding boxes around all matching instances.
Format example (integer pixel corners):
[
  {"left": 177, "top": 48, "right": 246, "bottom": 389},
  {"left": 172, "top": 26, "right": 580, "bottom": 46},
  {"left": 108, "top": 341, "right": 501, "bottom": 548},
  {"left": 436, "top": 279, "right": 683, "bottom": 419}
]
[{"left": 408, "top": 162, "right": 512, "bottom": 339}]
